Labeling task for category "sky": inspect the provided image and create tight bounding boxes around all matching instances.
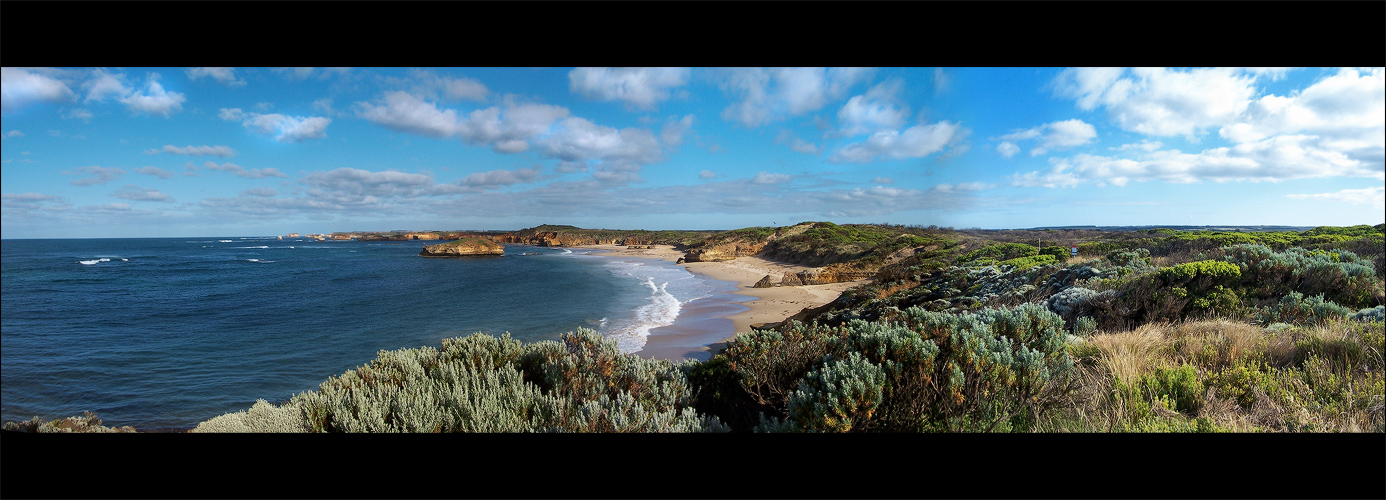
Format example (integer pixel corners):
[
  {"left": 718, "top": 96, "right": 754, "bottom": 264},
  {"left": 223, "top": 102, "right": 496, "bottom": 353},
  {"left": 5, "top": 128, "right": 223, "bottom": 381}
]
[{"left": 1, "top": 66, "right": 1382, "bottom": 239}]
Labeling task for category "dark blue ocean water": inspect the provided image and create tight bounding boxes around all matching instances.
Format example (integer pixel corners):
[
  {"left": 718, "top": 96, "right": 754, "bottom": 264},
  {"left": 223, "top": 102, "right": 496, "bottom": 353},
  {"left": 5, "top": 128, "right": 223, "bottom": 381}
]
[{"left": 0, "top": 237, "right": 738, "bottom": 429}]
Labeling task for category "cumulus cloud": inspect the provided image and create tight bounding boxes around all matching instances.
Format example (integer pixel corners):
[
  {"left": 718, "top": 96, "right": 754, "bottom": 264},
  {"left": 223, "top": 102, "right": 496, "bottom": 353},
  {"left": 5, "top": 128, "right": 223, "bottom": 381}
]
[
  {"left": 134, "top": 166, "right": 175, "bottom": 179},
  {"left": 699, "top": 170, "right": 718, "bottom": 179},
  {"left": 1216, "top": 67, "right": 1383, "bottom": 168},
  {"left": 837, "top": 78, "right": 909, "bottom": 136},
  {"left": 719, "top": 67, "right": 873, "bottom": 127},
  {"left": 1051, "top": 67, "right": 1259, "bottom": 139},
  {"left": 997, "top": 141, "right": 1020, "bottom": 158},
  {"left": 540, "top": 117, "right": 663, "bottom": 178},
  {"left": 2, "top": 67, "right": 76, "bottom": 111},
  {"left": 204, "top": 161, "right": 287, "bottom": 179},
  {"left": 118, "top": 77, "right": 186, "bottom": 118},
  {"left": 358, "top": 91, "right": 461, "bottom": 138},
  {"left": 380, "top": 69, "right": 489, "bottom": 103},
  {"left": 112, "top": 185, "right": 174, "bottom": 202},
  {"left": 829, "top": 121, "right": 962, "bottom": 163},
  {"left": 227, "top": 111, "right": 330, "bottom": 142},
  {"left": 1286, "top": 186, "right": 1385, "bottom": 207},
  {"left": 568, "top": 67, "right": 690, "bottom": 111},
  {"left": 5, "top": 130, "right": 22, "bottom": 138},
  {"left": 998, "top": 119, "right": 1097, "bottom": 156},
  {"left": 186, "top": 67, "right": 246, "bottom": 87},
  {"left": 82, "top": 69, "right": 128, "bottom": 103},
  {"left": 67, "top": 166, "right": 126, "bottom": 186},
  {"left": 147, "top": 145, "right": 236, "bottom": 157},
  {"left": 242, "top": 187, "right": 278, "bottom": 197}
]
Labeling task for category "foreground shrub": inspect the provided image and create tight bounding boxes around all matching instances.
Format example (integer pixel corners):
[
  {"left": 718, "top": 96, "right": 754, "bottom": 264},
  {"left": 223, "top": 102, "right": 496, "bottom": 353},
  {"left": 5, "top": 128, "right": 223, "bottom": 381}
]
[
  {"left": 197, "top": 330, "right": 727, "bottom": 433},
  {"left": 725, "top": 304, "right": 1075, "bottom": 432}
]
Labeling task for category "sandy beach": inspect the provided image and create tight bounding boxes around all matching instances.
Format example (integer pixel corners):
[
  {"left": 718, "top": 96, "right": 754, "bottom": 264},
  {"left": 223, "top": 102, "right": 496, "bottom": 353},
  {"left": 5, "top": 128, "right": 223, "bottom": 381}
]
[{"left": 569, "top": 244, "right": 868, "bottom": 360}]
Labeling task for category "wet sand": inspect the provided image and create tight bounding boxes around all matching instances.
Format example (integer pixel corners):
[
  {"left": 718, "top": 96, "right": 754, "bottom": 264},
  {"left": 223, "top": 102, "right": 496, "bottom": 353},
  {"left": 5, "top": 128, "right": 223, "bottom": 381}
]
[{"left": 570, "top": 244, "right": 868, "bottom": 361}]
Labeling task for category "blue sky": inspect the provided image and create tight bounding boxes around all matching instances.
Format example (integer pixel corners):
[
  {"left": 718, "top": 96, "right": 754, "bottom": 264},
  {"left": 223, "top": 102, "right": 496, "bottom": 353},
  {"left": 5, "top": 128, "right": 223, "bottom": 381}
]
[{"left": 1, "top": 67, "right": 1382, "bottom": 239}]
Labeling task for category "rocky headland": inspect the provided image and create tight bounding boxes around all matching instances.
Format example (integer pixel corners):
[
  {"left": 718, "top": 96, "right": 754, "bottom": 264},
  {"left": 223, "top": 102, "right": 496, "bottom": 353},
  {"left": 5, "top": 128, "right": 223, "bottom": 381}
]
[{"left": 419, "top": 238, "right": 505, "bottom": 257}]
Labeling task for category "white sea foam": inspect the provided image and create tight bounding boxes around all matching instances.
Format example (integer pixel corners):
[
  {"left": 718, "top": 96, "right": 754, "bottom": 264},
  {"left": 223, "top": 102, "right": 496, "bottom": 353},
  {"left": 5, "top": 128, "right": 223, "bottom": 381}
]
[
  {"left": 603, "top": 277, "right": 682, "bottom": 354},
  {"left": 78, "top": 259, "right": 100, "bottom": 265},
  {"left": 236, "top": 246, "right": 270, "bottom": 249},
  {"left": 219, "top": 240, "right": 233, "bottom": 243}
]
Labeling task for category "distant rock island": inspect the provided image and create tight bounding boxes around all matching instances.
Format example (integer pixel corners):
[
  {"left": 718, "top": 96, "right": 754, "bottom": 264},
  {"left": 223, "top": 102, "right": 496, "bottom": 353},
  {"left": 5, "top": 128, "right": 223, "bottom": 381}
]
[{"left": 419, "top": 238, "right": 505, "bottom": 257}]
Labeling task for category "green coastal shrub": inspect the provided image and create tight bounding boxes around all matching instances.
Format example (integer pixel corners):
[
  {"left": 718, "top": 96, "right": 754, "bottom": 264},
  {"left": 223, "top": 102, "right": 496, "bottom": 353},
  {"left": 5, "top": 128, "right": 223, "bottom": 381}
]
[
  {"left": 197, "top": 330, "right": 727, "bottom": 433},
  {"left": 726, "top": 303, "right": 1074, "bottom": 432},
  {"left": 1256, "top": 292, "right": 1351, "bottom": 325},
  {"left": 999, "top": 254, "right": 1058, "bottom": 271}
]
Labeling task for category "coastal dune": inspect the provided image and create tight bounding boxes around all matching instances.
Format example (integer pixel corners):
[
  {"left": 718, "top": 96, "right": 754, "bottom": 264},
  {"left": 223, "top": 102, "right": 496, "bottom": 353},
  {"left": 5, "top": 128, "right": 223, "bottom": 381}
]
[{"left": 569, "top": 244, "right": 867, "bottom": 360}]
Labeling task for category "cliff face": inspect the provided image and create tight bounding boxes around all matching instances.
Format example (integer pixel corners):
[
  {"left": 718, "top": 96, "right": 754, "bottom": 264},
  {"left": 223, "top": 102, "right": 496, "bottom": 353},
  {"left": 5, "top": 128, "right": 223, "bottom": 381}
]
[
  {"left": 420, "top": 239, "right": 505, "bottom": 257},
  {"left": 682, "top": 241, "right": 768, "bottom": 262},
  {"left": 491, "top": 231, "right": 621, "bottom": 247}
]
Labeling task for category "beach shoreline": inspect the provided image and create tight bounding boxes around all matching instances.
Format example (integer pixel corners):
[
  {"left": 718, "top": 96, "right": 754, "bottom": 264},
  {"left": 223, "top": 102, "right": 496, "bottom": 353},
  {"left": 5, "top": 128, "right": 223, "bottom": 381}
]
[{"left": 567, "top": 244, "right": 868, "bottom": 360}]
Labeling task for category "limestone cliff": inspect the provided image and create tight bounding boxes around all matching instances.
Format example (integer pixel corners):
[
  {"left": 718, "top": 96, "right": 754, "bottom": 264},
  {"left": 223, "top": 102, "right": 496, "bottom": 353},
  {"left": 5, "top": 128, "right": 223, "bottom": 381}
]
[{"left": 420, "top": 238, "right": 505, "bottom": 257}]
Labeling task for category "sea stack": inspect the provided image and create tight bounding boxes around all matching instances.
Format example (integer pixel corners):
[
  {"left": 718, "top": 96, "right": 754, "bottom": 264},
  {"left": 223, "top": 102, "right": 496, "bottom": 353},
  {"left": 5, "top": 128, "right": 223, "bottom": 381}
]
[{"left": 420, "top": 238, "right": 505, "bottom": 257}]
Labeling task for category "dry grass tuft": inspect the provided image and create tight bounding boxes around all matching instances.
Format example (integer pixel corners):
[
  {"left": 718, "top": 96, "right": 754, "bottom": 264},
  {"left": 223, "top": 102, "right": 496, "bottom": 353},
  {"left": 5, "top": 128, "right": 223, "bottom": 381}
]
[
  {"left": 1089, "top": 324, "right": 1166, "bottom": 382},
  {"left": 1168, "top": 318, "right": 1265, "bottom": 370}
]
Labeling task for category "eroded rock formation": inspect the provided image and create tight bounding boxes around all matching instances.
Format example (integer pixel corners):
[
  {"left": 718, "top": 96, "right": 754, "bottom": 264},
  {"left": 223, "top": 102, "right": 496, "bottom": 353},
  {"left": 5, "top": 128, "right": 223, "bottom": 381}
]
[{"left": 420, "top": 238, "right": 505, "bottom": 257}]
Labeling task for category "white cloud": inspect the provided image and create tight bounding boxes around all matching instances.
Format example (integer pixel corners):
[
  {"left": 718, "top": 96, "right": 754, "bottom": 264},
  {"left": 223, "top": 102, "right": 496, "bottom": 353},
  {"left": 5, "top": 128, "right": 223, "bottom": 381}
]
[
  {"left": 932, "top": 182, "right": 995, "bottom": 193},
  {"left": 113, "top": 185, "right": 174, "bottom": 202},
  {"left": 1017, "top": 133, "right": 1378, "bottom": 188},
  {"left": 719, "top": 67, "right": 872, "bottom": 127},
  {"left": 699, "top": 170, "right": 718, "bottom": 179},
  {"left": 458, "top": 100, "right": 571, "bottom": 154},
  {"left": 1052, "top": 67, "right": 1258, "bottom": 139},
  {"left": 829, "top": 121, "right": 962, "bottom": 163},
  {"left": 357, "top": 91, "right": 460, "bottom": 138},
  {"left": 541, "top": 117, "right": 664, "bottom": 176},
  {"left": 752, "top": 172, "right": 792, "bottom": 184},
  {"left": 1286, "top": 186, "right": 1385, "bottom": 207},
  {"left": 134, "top": 166, "right": 175, "bottom": 179},
  {"left": 186, "top": 67, "right": 246, "bottom": 87},
  {"left": 871, "top": 177, "right": 893, "bottom": 184},
  {"left": 241, "top": 113, "right": 331, "bottom": 142},
  {"left": 67, "top": 166, "right": 126, "bottom": 186},
  {"left": 382, "top": 69, "right": 489, "bottom": 103},
  {"left": 1, "top": 67, "right": 75, "bottom": 111},
  {"left": 62, "top": 108, "right": 93, "bottom": 120},
  {"left": 148, "top": 145, "right": 236, "bottom": 157},
  {"left": 775, "top": 130, "right": 820, "bottom": 155},
  {"left": 300, "top": 168, "right": 435, "bottom": 203},
  {"left": 82, "top": 69, "right": 128, "bottom": 103},
  {"left": 118, "top": 77, "right": 186, "bottom": 118},
  {"left": 997, "top": 141, "right": 1020, "bottom": 158},
  {"left": 218, "top": 107, "right": 245, "bottom": 121},
  {"left": 459, "top": 167, "right": 542, "bottom": 188},
  {"left": 204, "top": 161, "right": 287, "bottom": 179},
  {"left": 660, "top": 114, "right": 695, "bottom": 147},
  {"left": 999, "top": 119, "right": 1098, "bottom": 156},
  {"left": 1217, "top": 67, "right": 1383, "bottom": 167},
  {"left": 5, "top": 130, "right": 22, "bottom": 138},
  {"left": 1010, "top": 162, "right": 1082, "bottom": 188},
  {"left": 242, "top": 187, "right": 278, "bottom": 197},
  {"left": 569, "top": 67, "right": 689, "bottom": 111},
  {"left": 837, "top": 78, "right": 908, "bottom": 136}
]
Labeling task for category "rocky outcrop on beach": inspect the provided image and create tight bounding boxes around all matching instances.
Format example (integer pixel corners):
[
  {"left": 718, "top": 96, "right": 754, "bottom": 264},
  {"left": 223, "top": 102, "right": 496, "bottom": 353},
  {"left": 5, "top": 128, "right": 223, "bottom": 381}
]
[
  {"left": 752, "top": 275, "right": 776, "bottom": 288},
  {"left": 780, "top": 272, "right": 803, "bottom": 286},
  {"left": 420, "top": 238, "right": 504, "bottom": 257},
  {"left": 682, "top": 240, "right": 767, "bottom": 262}
]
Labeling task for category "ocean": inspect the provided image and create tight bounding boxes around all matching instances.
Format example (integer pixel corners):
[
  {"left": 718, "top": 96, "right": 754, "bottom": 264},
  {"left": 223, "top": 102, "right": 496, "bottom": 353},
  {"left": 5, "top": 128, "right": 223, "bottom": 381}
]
[{"left": 0, "top": 237, "right": 748, "bottom": 430}]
